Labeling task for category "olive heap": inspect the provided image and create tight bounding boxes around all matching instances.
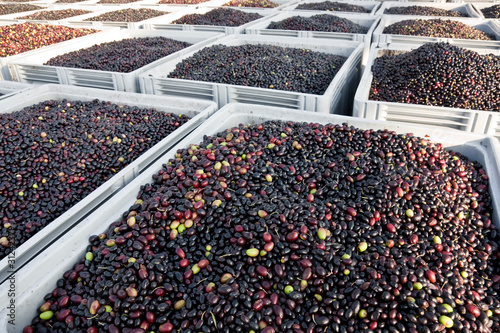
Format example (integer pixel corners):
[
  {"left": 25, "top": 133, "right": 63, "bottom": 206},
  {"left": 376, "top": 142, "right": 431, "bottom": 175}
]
[
  {"left": 223, "top": 0, "right": 278, "bottom": 8},
  {"left": 24, "top": 119, "right": 500, "bottom": 333},
  {"left": 157, "top": 0, "right": 208, "bottom": 4},
  {"left": 481, "top": 4, "right": 500, "bottom": 19},
  {"left": 295, "top": 1, "right": 369, "bottom": 13},
  {"left": 44, "top": 37, "right": 191, "bottom": 73},
  {"left": 0, "top": 23, "right": 97, "bottom": 58},
  {"left": 84, "top": 9, "right": 168, "bottom": 23},
  {"left": 0, "top": 4, "right": 42, "bottom": 15},
  {"left": 383, "top": 19, "right": 494, "bottom": 41},
  {"left": 55, "top": 0, "right": 86, "bottom": 3},
  {"left": 267, "top": 14, "right": 368, "bottom": 34},
  {"left": 16, "top": 9, "right": 91, "bottom": 21},
  {"left": 168, "top": 44, "right": 346, "bottom": 95},
  {"left": 172, "top": 8, "right": 262, "bottom": 27},
  {"left": 0, "top": 99, "right": 190, "bottom": 262},
  {"left": 97, "top": 0, "right": 140, "bottom": 4},
  {"left": 369, "top": 42, "right": 500, "bottom": 111},
  {"left": 383, "top": 6, "right": 467, "bottom": 17}
]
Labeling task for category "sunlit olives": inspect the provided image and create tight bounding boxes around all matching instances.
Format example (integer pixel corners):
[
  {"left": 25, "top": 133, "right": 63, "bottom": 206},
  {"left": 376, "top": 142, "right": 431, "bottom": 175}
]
[
  {"left": 44, "top": 37, "right": 191, "bottom": 73},
  {"left": 25, "top": 120, "right": 499, "bottom": 333},
  {"left": 370, "top": 42, "right": 500, "bottom": 111}
]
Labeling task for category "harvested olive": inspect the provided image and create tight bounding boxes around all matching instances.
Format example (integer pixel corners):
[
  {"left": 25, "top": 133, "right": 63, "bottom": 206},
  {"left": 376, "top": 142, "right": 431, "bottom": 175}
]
[
  {"left": 0, "top": 99, "right": 190, "bottom": 261},
  {"left": 384, "top": 5, "right": 467, "bottom": 17},
  {"left": 268, "top": 14, "right": 368, "bottom": 34},
  {"left": 383, "top": 18, "right": 494, "bottom": 41},
  {"left": 44, "top": 37, "right": 191, "bottom": 73},
  {"left": 369, "top": 42, "right": 500, "bottom": 111},
  {"left": 172, "top": 8, "right": 262, "bottom": 26},
  {"left": 168, "top": 44, "right": 346, "bottom": 95},
  {"left": 296, "top": 1, "right": 369, "bottom": 13},
  {"left": 24, "top": 119, "right": 500, "bottom": 333}
]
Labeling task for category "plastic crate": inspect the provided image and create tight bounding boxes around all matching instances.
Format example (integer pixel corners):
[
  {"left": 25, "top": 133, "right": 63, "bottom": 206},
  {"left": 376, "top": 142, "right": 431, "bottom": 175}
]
[
  {"left": 448, "top": 0, "right": 499, "bottom": 4},
  {"left": 280, "top": 0, "right": 381, "bottom": 15},
  {"left": 0, "top": 0, "right": 99, "bottom": 5},
  {"left": 72, "top": 0, "right": 163, "bottom": 6},
  {"left": 0, "top": 83, "right": 217, "bottom": 285},
  {"left": 0, "top": 103, "right": 499, "bottom": 332},
  {"left": 353, "top": 43, "right": 500, "bottom": 140},
  {"left": 0, "top": 22, "right": 109, "bottom": 80},
  {"left": 141, "top": 6, "right": 278, "bottom": 34},
  {"left": 8, "top": 30, "right": 222, "bottom": 92},
  {"left": 139, "top": 0, "right": 285, "bottom": 8},
  {"left": 472, "top": 3, "right": 500, "bottom": 19},
  {"left": 373, "top": 15, "right": 500, "bottom": 49},
  {"left": 0, "top": 5, "right": 96, "bottom": 24},
  {"left": 39, "top": 0, "right": 101, "bottom": 5},
  {"left": 0, "top": 0, "right": 55, "bottom": 5},
  {"left": 245, "top": 11, "right": 380, "bottom": 67},
  {"left": 376, "top": 1, "right": 481, "bottom": 17},
  {"left": 0, "top": 80, "right": 32, "bottom": 100},
  {"left": 0, "top": 5, "right": 48, "bottom": 21},
  {"left": 210, "top": 0, "right": 295, "bottom": 11},
  {"left": 59, "top": 4, "right": 185, "bottom": 28},
  {"left": 397, "top": 0, "right": 446, "bottom": 3},
  {"left": 399, "top": 0, "right": 445, "bottom": 2},
  {"left": 139, "top": 34, "right": 363, "bottom": 114},
  {"left": 136, "top": 0, "right": 226, "bottom": 8}
]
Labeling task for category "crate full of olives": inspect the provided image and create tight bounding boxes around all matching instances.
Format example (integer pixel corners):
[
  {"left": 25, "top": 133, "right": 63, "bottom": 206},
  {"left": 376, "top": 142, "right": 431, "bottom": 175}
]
[
  {"left": 141, "top": 7, "right": 279, "bottom": 35},
  {"left": 375, "top": 2, "right": 481, "bottom": 18},
  {"left": 0, "top": 21, "right": 105, "bottom": 80},
  {"left": 139, "top": 34, "right": 363, "bottom": 114},
  {"left": 2, "top": 103, "right": 499, "bottom": 333},
  {"left": 353, "top": 42, "right": 500, "bottom": 140},
  {"left": 280, "top": 0, "right": 380, "bottom": 15},
  {"left": 0, "top": 83, "right": 217, "bottom": 284},
  {"left": 245, "top": 11, "right": 380, "bottom": 67},
  {"left": 60, "top": 5, "right": 186, "bottom": 29},
  {"left": 372, "top": 15, "right": 500, "bottom": 50},
  {"left": 8, "top": 29, "right": 222, "bottom": 92}
]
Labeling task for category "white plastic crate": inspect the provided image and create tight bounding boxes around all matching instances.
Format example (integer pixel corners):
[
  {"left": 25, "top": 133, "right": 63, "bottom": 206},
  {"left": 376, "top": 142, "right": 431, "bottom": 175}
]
[
  {"left": 376, "top": 1, "right": 481, "bottom": 17},
  {"left": 142, "top": 6, "right": 278, "bottom": 34},
  {"left": 373, "top": 15, "right": 500, "bottom": 49},
  {"left": 472, "top": 3, "right": 500, "bottom": 19},
  {"left": 139, "top": 0, "right": 283, "bottom": 8},
  {"left": 73, "top": 0, "right": 163, "bottom": 6},
  {"left": 41, "top": 0, "right": 97, "bottom": 4},
  {"left": 0, "top": 0, "right": 54, "bottom": 5},
  {"left": 139, "top": 34, "right": 363, "bottom": 114},
  {"left": 449, "top": 0, "right": 499, "bottom": 4},
  {"left": 0, "top": 80, "right": 32, "bottom": 100},
  {"left": 245, "top": 11, "right": 380, "bottom": 67},
  {"left": 0, "top": 0, "right": 93, "bottom": 4},
  {"left": 0, "top": 22, "right": 110, "bottom": 80},
  {"left": 0, "top": 5, "right": 48, "bottom": 21},
  {"left": 0, "top": 103, "right": 499, "bottom": 332},
  {"left": 280, "top": 0, "right": 380, "bottom": 15},
  {"left": 0, "top": 83, "right": 217, "bottom": 285},
  {"left": 398, "top": 0, "right": 446, "bottom": 3},
  {"left": 8, "top": 30, "right": 222, "bottom": 92},
  {"left": 0, "top": 5, "right": 96, "bottom": 24},
  {"left": 209, "top": 0, "right": 295, "bottom": 11},
  {"left": 48, "top": 0, "right": 100, "bottom": 4},
  {"left": 60, "top": 4, "right": 185, "bottom": 28},
  {"left": 353, "top": 43, "right": 500, "bottom": 140},
  {"left": 137, "top": 0, "right": 226, "bottom": 8}
]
